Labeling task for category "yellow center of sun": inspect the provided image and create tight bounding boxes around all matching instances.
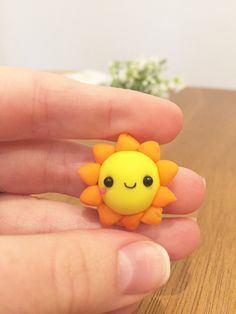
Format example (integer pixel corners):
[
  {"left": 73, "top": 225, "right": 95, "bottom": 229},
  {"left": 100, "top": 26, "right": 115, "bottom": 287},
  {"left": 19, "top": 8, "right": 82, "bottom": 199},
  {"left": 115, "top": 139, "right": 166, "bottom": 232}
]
[{"left": 98, "top": 151, "right": 160, "bottom": 215}]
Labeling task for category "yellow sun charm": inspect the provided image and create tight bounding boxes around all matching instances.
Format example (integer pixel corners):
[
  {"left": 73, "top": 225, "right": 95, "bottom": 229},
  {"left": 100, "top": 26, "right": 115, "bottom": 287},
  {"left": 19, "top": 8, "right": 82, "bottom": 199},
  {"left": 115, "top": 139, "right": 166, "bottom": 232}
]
[{"left": 79, "top": 133, "right": 178, "bottom": 230}]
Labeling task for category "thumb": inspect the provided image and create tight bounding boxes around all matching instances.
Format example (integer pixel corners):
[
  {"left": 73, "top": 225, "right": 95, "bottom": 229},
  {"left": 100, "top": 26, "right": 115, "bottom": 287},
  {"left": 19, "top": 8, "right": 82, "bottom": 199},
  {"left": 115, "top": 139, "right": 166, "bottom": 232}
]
[{"left": 0, "top": 230, "right": 170, "bottom": 314}]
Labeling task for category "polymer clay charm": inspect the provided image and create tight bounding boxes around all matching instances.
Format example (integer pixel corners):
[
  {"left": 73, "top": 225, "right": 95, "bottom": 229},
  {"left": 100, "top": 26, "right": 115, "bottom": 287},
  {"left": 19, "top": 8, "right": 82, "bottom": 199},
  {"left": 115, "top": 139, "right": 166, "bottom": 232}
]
[{"left": 79, "top": 133, "right": 178, "bottom": 230}]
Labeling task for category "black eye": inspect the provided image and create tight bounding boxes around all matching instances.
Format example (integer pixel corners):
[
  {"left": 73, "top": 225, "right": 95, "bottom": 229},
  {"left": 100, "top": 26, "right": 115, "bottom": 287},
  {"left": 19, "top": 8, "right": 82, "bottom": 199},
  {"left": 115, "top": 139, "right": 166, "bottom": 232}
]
[
  {"left": 104, "top": 176, "right": 114, "bottom": 188},
  {"left": 143, "top": 176, "right": 153, "bottom": 187}
]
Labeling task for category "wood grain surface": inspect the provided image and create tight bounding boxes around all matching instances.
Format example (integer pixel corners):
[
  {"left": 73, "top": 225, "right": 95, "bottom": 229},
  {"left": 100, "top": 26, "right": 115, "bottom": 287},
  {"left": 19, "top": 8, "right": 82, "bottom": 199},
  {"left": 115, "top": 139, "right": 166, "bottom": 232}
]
[
  {"left": 137, "top": 87, "right": 236, "bottom": 314},
  {"left": 46, "top": 87, "right": 236, "bottom": 313}
]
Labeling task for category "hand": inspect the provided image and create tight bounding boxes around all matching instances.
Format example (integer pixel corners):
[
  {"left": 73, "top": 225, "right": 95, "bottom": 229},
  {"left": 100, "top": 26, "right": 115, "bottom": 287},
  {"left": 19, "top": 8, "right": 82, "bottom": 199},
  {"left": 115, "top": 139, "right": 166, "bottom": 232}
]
[{"left": 0, "top": 68, "right": 205, "bottom": 314}]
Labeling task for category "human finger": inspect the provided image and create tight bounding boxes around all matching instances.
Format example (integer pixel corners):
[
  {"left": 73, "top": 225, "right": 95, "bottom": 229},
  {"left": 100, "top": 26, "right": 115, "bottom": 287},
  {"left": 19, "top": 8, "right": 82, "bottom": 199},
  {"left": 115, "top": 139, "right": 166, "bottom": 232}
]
[
  {"left": 0, "top": 195, "right": 200, "bottom": 260},
  {"left": 0, "top": 229, "right": 170, "bottom": 313},
  {"left": 0, "top": 140, "right": 204, "bottom": 215},
  {"left": 0, "top": 67, "right": 183, "bottom": 143}
]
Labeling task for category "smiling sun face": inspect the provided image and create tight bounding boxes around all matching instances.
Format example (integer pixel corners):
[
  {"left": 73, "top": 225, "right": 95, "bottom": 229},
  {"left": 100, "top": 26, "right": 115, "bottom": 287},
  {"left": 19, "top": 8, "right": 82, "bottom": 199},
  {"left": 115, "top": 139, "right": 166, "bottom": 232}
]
[
  {"left": 99, "top": 151, "right": 160, "bottom": 215},
  {"left": 79, "top": 134, "right": 178, "bottom": 230}
]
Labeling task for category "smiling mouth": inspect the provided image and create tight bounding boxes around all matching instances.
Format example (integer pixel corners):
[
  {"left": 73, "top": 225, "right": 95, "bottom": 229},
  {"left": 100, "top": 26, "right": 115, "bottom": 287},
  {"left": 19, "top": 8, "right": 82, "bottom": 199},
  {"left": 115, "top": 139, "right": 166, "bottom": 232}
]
[{"left": 124, "top": 182, "right": 137, "bottom": 189}]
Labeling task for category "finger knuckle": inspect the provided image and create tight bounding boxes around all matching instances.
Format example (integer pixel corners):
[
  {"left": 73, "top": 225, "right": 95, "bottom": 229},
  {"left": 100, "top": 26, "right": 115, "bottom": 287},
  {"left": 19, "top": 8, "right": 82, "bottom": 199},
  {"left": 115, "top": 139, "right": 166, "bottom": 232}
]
[
  {"left": 30, "top": 73, "right": 51, "bottom": 138},
  {"left": 50, "top": 238, "right": 90, "bottom": 314}
]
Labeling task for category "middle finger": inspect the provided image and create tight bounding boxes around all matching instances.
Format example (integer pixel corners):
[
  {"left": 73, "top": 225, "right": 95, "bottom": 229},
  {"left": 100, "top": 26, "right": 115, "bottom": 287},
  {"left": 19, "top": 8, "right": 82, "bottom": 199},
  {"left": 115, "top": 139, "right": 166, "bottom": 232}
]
[
  {"left": 0, "top": 194, "right": 200, "bottom": 260},
  {"left": 0, "top": 140, "right": 205, "bottom": 214}
]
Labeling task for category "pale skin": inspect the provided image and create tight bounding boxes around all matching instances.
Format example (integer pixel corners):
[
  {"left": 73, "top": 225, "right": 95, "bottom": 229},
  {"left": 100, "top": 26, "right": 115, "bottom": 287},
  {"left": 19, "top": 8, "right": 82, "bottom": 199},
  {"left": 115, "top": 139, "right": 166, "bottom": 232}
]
[{"left": 0, "top": 68, "right": 205, "bottom": 314}]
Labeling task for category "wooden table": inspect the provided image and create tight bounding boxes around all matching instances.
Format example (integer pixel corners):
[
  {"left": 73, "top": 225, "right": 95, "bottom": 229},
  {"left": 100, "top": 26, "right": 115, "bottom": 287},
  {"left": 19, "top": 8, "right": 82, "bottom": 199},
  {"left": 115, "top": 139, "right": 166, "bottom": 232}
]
[
  {"left": 47, "top": 87, "right": 236, "bottom": 313},
  {"left": 137, "top": 87, "right": 236, "bottom": 314}
]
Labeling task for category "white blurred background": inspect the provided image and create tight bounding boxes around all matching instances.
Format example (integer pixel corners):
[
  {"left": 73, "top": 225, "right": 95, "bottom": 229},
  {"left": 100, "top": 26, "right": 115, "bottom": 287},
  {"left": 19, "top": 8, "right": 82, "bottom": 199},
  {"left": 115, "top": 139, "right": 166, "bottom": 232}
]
[{"left": 1, "top": 0, "right": 236, "bottom": 89}]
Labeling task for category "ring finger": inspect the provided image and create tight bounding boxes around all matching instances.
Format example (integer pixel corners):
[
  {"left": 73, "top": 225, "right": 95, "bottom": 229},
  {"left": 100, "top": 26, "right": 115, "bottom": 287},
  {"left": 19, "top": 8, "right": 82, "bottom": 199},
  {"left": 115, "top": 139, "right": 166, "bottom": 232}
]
[{"left": 0, "top": 140, "right": 205, "bottom": 215}]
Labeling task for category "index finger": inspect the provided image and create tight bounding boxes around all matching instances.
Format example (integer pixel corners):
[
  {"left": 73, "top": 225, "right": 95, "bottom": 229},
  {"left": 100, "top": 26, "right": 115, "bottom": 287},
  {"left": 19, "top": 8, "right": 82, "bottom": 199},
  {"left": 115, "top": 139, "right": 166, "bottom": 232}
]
[{"left": 0, "top": 67, "right": 183, "bottom": 142}]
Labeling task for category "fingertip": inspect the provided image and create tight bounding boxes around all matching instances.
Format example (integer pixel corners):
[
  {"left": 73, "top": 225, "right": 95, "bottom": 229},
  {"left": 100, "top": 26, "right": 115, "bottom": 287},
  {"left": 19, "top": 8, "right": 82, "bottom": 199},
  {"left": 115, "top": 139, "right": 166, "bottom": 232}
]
[
  {"left": 158, "top": 99, "right": 184, "bottom": 144},
  {"left": 139, "top": 97, "right": 184, "bottom": 144},
  {"left": 118, "top": 241, "right": 170, "bottom": 294},
  {"left": 165, "top": 167, "right": 206, "bottom": 214},
  {"left": 107, "top": 88, "right": 184, "bottom": 144},
  {"left": 169, "top": 219, "right": 201, "bottom": 260},
  {"left": 140, "top": 218, "right": 201, "bottom": 261}
]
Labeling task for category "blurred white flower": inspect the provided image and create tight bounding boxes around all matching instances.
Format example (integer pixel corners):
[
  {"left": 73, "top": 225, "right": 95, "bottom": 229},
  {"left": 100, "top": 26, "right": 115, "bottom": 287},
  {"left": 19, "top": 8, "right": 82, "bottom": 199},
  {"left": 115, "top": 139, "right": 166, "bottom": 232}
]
[
  {"left": 118, "top": 69, "right": 127, "bottom": 82},
  {"left": 109, "top": 57, "right": 185, "bottom": 98}
]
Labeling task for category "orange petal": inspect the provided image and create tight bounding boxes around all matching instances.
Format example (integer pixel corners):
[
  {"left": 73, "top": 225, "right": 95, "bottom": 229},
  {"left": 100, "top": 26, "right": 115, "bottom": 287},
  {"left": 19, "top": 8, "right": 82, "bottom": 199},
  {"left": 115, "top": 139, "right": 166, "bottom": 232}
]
[
  {"left": 152, "top": 186, "right": 177, "bottom": 207},
  {"left": 157, "top": 160, "right": 178, "bottom": 185},
  {"left": 93, "top": 144, "right": 115, "bottom": 164},
  {"left": 120, "top": 212, "right": 144, "bottom": 230},
  {"left": 138, "top": 141, "right": 160, "bottom": 162},
  {"left": 116, "top": 133, "right": 140, "bottom": 151},
  {"left": 79, "top": 163, "right": 101, "bottom": 185},
  {"left": 98, "top": 204, "right": 121, "bottom": 225},
  {"left": 141, "top": 207, "right": 162, "bottom": 224},
  {"left": 80, "top": 185, "right": 102, "bottom": 206}
]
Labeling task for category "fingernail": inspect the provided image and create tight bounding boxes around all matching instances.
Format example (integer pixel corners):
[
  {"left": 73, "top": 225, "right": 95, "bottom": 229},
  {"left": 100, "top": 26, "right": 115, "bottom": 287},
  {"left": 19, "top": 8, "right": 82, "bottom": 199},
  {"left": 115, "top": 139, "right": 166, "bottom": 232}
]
[
  {"left": 202, "top": 177, "right": 206, "bottom": 188},
  {"left": 118, "top": 241, "right": 170, "bottom": 294}
]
